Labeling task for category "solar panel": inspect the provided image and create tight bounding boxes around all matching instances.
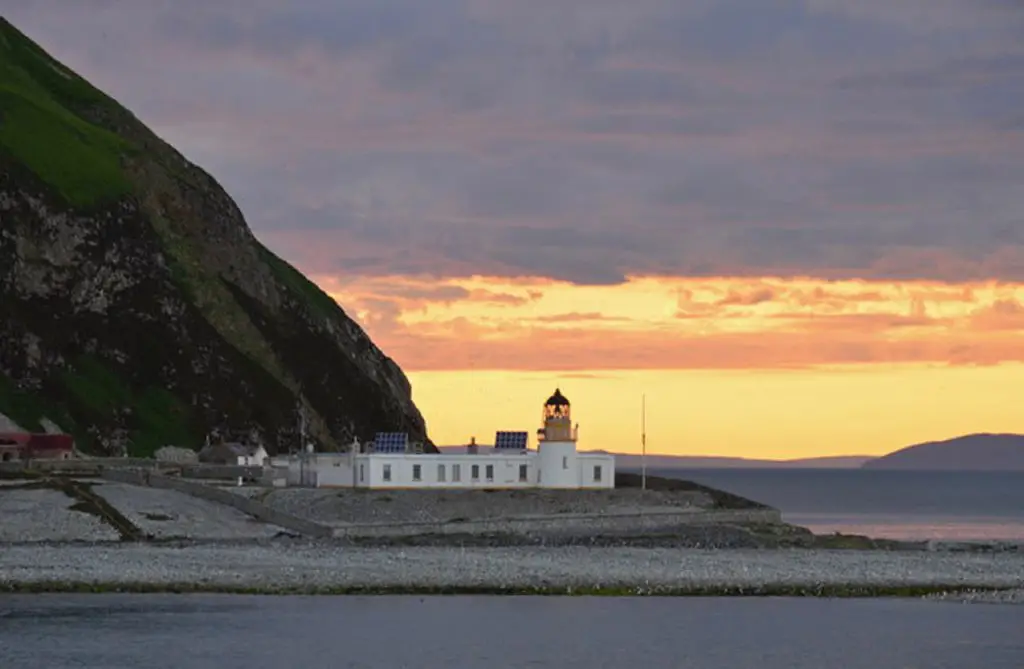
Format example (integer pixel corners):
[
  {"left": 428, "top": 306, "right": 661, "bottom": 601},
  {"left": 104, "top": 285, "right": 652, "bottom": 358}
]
[
  {"left": 373, "top": 432, "right": 409, "bottom": 453},
  {"left": 494, "top": 430, "right": 528, "bottom": 450}
]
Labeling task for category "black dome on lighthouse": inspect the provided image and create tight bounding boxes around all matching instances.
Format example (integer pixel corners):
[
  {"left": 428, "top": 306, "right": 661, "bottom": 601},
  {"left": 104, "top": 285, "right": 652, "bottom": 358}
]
[{"left": 545, "top": 388, "right": 570, "bottom": 407}]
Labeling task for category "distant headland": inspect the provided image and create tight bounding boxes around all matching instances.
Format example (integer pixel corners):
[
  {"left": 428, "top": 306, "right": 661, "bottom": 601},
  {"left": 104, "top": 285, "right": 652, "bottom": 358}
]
[
  {"left": 596, "top": 432, "right": 1024, "bottom": 471},
  {"left": 860, "top": 433, "right": 1024, "bottom": 471}
]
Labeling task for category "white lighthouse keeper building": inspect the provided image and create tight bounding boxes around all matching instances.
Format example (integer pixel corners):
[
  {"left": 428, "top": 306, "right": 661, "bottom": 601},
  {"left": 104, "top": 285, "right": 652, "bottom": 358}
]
[{"left": 275, "top": 388, "right": 614, "bottom": 489}]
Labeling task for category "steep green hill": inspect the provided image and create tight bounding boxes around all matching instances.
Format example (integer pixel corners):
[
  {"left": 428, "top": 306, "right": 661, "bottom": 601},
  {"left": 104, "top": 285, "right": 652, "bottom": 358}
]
[{"left": 0, "top": 18, "right": 432, "bottom": 455}]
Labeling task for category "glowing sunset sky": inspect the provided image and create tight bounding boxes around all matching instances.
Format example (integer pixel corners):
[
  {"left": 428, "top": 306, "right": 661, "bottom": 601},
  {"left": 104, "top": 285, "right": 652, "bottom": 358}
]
[{"left": 10, "top": 1, "right": 1024, "bottom": 458}]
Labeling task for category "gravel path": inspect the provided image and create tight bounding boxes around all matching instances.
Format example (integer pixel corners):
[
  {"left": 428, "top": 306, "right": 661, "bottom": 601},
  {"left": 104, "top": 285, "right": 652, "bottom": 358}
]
[
  {"left": 92, "top": 482, "right": 287, "bottom": 540},
  {"left": 0, "top": 487, "right": 118, "bottom": 543},
  {"left": 1, "top": 543, "right": 1021, "bottom": 596},
  {"left": 243, "top": 487, "right": 711, "bottom": 527}
]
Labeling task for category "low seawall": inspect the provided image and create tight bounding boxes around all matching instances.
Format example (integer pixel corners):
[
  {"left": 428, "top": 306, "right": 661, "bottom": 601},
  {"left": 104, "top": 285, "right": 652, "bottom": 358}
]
[
  {"left": 99, "top": 469, "right": 333, "bottom": 539},
  {"left": 1, "top": 459, "right": 263, "bottom": 481},
  {"left": 331, "top": 508, "right": 783, "bottom": 539}
]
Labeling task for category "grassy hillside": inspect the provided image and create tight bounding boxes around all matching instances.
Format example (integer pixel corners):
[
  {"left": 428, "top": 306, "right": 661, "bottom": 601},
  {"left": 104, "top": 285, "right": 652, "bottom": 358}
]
[{"left": 0, "top": 19, "right": 134, "bottom": 205}]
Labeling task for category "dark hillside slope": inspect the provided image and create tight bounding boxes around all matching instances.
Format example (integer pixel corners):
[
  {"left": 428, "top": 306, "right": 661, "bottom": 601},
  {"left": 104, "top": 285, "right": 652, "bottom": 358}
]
[
  {"left": 862, "top": 433, "right": 1024, "bottom": 471},
  {"left": 0, "top": 18, "right": 431, "bottom": 455}
]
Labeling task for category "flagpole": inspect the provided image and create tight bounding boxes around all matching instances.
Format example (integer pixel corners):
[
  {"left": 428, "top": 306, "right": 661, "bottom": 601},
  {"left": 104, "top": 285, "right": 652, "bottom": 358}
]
[{"left": 641, "top": 393, "right": 647, "bottom": 491}]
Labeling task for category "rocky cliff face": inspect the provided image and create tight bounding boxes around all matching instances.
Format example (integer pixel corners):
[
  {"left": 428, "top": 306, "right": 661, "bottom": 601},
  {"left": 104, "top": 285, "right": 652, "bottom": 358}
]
[{"left": 0, "top": 19, "right": 432, "bottom": 455}]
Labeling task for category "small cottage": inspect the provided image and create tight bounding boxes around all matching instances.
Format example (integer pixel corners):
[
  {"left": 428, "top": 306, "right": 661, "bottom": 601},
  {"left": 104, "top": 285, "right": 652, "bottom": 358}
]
[{"left": 198, "top": 442, "right": 268, "bottom": 467}]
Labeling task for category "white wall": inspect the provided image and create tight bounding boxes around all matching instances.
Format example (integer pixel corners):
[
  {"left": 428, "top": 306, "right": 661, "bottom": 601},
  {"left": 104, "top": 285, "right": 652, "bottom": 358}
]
[
  {"left": 537, "top": 441, "right": 579, "bottom": 488},
  {"left": 577, "top": 454, "right": 615, "bottom": 489},
  {"left": 361, "top": 453, "right": 536, "bottom": 489},
  {"left": 313, "top": 457, "right": 356, "bottom": 487},
  {"left": 283, "top": 448, "right": 616, "bottom": 489},
  {"left": 282, "top": 453, "right": 347, "bottom": 487}
]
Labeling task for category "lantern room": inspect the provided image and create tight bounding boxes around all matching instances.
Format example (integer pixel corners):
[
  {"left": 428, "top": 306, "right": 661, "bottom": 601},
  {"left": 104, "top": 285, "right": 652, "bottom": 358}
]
[{"left": 538, "top": 388, "right": 575, "bottom": 442}]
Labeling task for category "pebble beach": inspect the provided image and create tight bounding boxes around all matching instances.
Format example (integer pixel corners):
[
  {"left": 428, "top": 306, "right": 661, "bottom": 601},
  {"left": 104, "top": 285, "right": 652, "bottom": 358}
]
[
  {"left": 2, "top": 541, "right": 1023, "bottom": 601},
  {"left": 1, "top": 478, "right": 1022, "bottom": 601}
]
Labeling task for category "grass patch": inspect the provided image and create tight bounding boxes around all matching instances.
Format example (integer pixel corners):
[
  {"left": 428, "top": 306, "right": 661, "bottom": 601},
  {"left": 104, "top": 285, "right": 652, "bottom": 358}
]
[
  {"left": 0, "top": 580, "right": 1013, "bottom": 598},
  {"left": 0, "top": 372, "right": 45, "bottom": 432},
  {"left": 0, "top": 90, "right": 132, "bottom": 205},
  {"left": 127, "top": 387, "right": 197, "bottom": 457},
  {"left": 0, "top": 18, "right": 119, "bottom": 111},
  {"left": 57, "top": 355, "right": 199, "bottom": 457},
  {"left": 0, "top": 19, "right": 134, "bottom": 205},
  {"left": 0, "top": 371, "right": 78, "bottom": 436},
  {"left": 59, "top": 354, "right": 132, "bottom": 417},
  {"left": 256, "top": 243, "right": 344, "bottom": 323}
]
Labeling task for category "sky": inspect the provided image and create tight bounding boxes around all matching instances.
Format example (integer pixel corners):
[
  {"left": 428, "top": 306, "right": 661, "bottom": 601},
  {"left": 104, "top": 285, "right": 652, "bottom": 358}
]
[{"left": 5, "top": 1, "right": 1024, "bottom": 459}]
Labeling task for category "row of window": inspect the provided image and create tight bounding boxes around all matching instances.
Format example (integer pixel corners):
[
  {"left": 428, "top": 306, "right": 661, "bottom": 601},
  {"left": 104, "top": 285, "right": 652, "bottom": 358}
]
[
  {"left": 358, "top": 461, "right": 603, "bottom": 484},
  {"left": 372, "top": 462, "right": 532, "bottom": 483}
]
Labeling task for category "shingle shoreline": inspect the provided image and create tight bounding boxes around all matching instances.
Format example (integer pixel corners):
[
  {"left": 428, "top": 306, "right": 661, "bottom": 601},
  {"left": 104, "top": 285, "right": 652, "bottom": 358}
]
[
  {"left": 2, "top": 477, "right": 1022, "bottom": 602},
  {"left": 1, "top": 542, "right": 1022, "bottom": 600}
]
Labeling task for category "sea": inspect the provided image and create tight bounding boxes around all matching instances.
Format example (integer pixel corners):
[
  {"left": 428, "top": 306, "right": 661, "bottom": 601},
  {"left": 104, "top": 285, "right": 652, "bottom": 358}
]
[
  {"left": 648, "top": 468, "right": 1024, "bottom": 542},
  {"left": 1, "top": 594, "right": 1022, "bottom": 668}
]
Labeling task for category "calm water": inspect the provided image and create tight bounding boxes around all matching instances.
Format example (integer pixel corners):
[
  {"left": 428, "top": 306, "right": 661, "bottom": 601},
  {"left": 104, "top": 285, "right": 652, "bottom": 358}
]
[
  {"left": 652, "top": 468, "right": 1024, "bottom": 541},
  {"left": 1, "top": 594, "right": 1022, "bottom": 668}
]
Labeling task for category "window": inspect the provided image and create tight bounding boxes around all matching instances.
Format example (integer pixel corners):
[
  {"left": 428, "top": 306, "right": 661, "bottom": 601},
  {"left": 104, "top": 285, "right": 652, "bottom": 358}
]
[
  {"left": 412, "top": 464, "right": 422, "bottom": 481},
  {"left": 593, "top": 465, "right": 602, "bottom": 482},
  {"left": 452, "top": 464, "right": 461, "bottom": 482},
  {"left": 485, "top": 464, "right": 494, "bottom": 481},
  {"left": 562, "top": 456, "right": 568, "bottom": 469},
  {"left": 519, "top": 464, "right": 528, "bottom": 482},
  {"left": 383, "top": 464, "right": 391, "bottom": 482},
  {"left": 437, "top": 464, "right": 446, "bottom": 481},
  {"left": 471, "top": 464, "right": 480, "bottom": 480},
  {"left": 359, "top": 464, "right": 365, "bottom": 482}
]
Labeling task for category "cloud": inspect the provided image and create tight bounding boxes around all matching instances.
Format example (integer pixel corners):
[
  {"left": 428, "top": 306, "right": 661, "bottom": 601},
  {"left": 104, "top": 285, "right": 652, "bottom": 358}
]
[
  {"left": 969, "top": 297, "right": 1024, "bottom": 331},
  {"left": 464, "top": 289, "right": 532, "bottom": 306},
  {"left": 5, "top": 1, "right": 1024, "bottom": 285},
  {"left": 715, "top": 286, "right": 777, "bottom": 306},
  {"left": 304, "top": 275, "right": 1024, "bottom": 371},
  {"left": 531, "top": 312, "right": 631, "bottom": 324}
]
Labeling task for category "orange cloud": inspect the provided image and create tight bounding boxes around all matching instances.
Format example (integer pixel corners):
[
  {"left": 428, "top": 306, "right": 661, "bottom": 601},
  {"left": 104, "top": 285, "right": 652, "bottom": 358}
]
[
  {"left": 310, "top": 274, "right": 1024, "bottom": 371},
  {"left": 969, "top": 298, "right": 1024, "bottom": 331}
]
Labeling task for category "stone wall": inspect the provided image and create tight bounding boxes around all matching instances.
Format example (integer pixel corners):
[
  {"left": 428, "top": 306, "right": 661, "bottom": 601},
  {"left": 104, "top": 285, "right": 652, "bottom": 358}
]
[
  {"left": 0, "top": 458, "right": 264, "bottom": 481},
  {"left": 331, "top": 508, "right": 783, "bottom": 539},
  {"left": 178, "top": 464, "right": 263, "bottom": 480}
]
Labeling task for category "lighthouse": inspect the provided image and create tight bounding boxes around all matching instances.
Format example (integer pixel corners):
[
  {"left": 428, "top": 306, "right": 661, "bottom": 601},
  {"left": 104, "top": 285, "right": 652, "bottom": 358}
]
[{"left": 536, "top": 388, "right": 579, "bottom": 488}]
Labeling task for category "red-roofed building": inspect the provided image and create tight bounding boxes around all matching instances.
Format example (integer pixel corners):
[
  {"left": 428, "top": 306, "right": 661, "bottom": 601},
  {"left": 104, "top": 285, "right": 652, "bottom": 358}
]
[{"left": 0, "top": 432, "right": 74, "bottom": 462}]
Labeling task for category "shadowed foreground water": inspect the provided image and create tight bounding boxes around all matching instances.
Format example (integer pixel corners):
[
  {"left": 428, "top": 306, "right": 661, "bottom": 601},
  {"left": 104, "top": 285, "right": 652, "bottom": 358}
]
[{"left": 0, "top": 594, "right": 1022, "bottom": 668}]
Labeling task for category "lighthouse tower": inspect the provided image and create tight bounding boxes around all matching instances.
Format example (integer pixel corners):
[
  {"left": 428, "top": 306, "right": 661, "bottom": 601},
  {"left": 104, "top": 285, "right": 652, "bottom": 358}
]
[{"left": 536, "top": 388, "right": 579, "bottom": 488}]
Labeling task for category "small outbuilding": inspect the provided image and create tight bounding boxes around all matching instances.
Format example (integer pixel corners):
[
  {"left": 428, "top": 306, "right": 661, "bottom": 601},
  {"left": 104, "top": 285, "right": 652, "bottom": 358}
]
[
  {"left": 197, "top": 442, "right": 268, "bottom": 467},
  {"left": 0, "top": 432, "right": 74, "bottom": 461}
]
